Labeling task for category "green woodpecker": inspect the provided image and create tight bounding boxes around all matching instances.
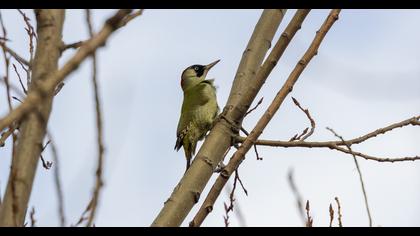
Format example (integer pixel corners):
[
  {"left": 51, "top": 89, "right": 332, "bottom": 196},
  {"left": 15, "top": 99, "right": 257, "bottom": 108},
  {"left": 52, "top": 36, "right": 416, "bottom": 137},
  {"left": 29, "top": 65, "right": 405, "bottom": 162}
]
[{"left": 175, "top": 59, "right": 220, "bottom": 171}]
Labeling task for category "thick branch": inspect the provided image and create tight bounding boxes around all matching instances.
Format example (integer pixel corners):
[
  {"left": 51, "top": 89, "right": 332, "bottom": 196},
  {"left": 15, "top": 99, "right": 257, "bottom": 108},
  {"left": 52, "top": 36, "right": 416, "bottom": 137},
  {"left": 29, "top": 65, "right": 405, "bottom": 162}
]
[
  {"left": 152, "top": 9, "right": 288, "bottom": 227},
  {"left": 190, "top": 9, "right": 340, "bottom": 226}
]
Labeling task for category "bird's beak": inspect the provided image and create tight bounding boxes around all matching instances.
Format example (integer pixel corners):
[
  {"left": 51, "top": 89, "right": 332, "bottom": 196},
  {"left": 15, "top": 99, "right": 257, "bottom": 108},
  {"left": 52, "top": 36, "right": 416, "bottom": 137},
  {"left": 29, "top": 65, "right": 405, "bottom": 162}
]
[{"left": 205, "top": 59, "right": 220, "bottom": 71}]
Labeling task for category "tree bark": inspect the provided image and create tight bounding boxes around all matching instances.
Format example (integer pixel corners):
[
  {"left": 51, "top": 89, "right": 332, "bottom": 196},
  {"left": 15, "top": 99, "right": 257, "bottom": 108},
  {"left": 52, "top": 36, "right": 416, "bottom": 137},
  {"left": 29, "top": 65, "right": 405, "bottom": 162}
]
[
  {"left": 151, "top": 9, "right": 287, "bottom": 227},
  {"left": 0, "top": 9, "right": 65, "bottom": 226}
]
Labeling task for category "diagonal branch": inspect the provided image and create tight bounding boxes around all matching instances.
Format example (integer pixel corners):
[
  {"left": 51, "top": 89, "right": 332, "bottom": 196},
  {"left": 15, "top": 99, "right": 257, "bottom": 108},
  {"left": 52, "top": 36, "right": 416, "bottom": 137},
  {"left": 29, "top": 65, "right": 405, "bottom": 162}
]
[
  {"left": 190, "top": 9, "right": 340, "bottom": 226},
  {"left": 153, "top": 9, "right": 289, "bottom": 227}
]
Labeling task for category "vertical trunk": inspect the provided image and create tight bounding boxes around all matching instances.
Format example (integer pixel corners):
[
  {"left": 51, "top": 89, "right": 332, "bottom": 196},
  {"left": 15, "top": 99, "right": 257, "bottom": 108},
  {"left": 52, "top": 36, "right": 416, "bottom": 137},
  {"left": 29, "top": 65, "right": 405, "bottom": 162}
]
[{"left": 0, "top": 9, "right": 65, "bottom": 226}]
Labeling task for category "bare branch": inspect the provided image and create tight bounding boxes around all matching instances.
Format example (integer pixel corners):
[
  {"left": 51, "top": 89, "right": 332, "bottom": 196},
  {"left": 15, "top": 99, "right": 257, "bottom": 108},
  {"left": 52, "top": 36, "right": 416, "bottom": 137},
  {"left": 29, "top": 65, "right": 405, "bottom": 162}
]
[
  {"left": 0, "top": 11, "right": 13, "bottom": 111},
  {"left": 156, "top": 9, "right": 289, "bottom": 227},
  {"left": 85, "top": 9, "right": 105, "bottom": 228},
  {"left": 29, "top": 207, "right": 36, "bottom": 227},
  {"left": 327, "top": 127, "right": 372, "bottom": 227},
  {"left": 0, "top": 42, "right": 30, "bottom": 66},
  {"left": 291, "top": 97, "right": 315, "bottom": 141},
  {"left": 235, "top": 115, "right": 420, "bottom": 163},
  {"left": 61, "top": 41, "right": 84, "bottom": 51},
  {"left": 46, "top": 132, "right": 66, "bottom": 227},
  {"left": 287, "top": 168, "right": 305, "bottom": 225},
  {"left": 305, "top": 200, "right": 313, "bottom": 227},
  {"left": 245, "top": 97, "right": 263, "bottom": 117},
  {"left": 190, "top": 9, "right": 339, "bottom": 226},
  {"left": 17, "top": 9, "right": 36, "bottom": 71},
  {"left": 335, "top": 197, "right": 343, "bottom": 227},
  {"left": 12, "top": 64, "right": 27, "bottom": 94},
  {"left": 329, "top": 203, "right": 334, "bottom": 227}
]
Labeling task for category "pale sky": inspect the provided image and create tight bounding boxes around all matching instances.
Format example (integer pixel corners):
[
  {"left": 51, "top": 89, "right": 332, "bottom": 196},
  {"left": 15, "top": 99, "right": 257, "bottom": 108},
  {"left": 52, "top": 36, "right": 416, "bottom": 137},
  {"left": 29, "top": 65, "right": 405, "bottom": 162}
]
[{"left": 0, "top": 9, "right": 419, "bottom": 227}]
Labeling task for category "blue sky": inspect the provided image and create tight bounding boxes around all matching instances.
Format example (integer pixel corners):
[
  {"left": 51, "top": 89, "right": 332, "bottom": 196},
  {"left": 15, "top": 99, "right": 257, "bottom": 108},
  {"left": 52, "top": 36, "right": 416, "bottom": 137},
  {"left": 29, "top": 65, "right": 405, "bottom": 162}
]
[{"left": 0, "top": 9, "right": 419, "bottom": 226}]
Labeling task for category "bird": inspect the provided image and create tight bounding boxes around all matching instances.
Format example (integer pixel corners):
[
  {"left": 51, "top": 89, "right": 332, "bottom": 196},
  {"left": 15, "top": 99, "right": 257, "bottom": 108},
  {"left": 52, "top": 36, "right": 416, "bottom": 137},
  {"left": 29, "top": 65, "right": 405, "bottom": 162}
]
[{"left": 175, "top": 59, "right": 220, "bottom": 171}]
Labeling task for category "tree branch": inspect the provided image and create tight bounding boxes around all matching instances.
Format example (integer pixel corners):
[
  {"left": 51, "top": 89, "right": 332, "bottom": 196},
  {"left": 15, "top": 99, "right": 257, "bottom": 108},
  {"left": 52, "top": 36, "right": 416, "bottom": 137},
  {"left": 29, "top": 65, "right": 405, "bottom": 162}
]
[
  {"left": 154, "top": 9, "right": 290, "bottom": 227},
  {"left": 84, "top": 9, "right": 105, "bottom": 227},
  {"left": 47, "top": 132, "right": 66, "bottom": 227},
  {"left": 327, "top": 127, "right": 372, "bottom": 227},
  {"left": 190, "top": 9, "right": 340, "bottom": 226},
  {"left": 290, "top": 97, "right": 315, "bottom": 141},
  {"left": 235, "top": 115, "right": 420, "bottom": 163},
  {"left": 152, "top": 9, "right": 288, "bottom": 227}
]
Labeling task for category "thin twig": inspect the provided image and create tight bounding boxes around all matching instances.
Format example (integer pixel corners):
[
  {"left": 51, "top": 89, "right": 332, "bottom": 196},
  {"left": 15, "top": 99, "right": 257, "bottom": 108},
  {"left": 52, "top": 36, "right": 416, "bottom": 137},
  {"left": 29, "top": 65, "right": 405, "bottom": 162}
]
[
  {"left": 287, "top": 168, "right": 305, "bottom": 225},
  {"left": 329, "top": 203, "right": 334, "bottom": 227},
  {"left": 17, "top": 9, "right": 36, "bottom": 73},
  {"left": 73, "top": 200, "right": 92, "bottom": 227},
  {"left": 39, "top": 140, "right": 52, "bottom": 170},
  {"left": 0, "top": 11, "right": 12, "bottom": 111},
  {"left": 223, "top": 202, "right": 230, "bottom": 227},
  {"left": 29, "top": 207, "right": 36, "bottom": 227},
  {"left": 61, "top": 41, "right": 84, "bottom": 51},
  {"left": 85, "top": 9, "right": 105, "bottom": 227},
  {"left": 305, "top": 200, "right": 313, "bottom": 227},
  {"left": 245, "top": 97, "right": 264, "bottom": 117},
  {"left": 222, "top": 169, "right": 248, "bottom": 227},
  {"left": 0, "top": 43, "right": 30, "bottom": 66},
  {"left": 335, "top": 197, "right": 343, "bottom": 227},
  {"left": 12, "top": 64, "right": 27, "bottom": 94},
  {"left": 327, "top": 127, "right": 372, "bottom": 227},
  {"left": 291, "top": 97, "right": 315, "bottom": 141},
  {"left": 46, "top": 132, "right": 66, "bottom": 227}
]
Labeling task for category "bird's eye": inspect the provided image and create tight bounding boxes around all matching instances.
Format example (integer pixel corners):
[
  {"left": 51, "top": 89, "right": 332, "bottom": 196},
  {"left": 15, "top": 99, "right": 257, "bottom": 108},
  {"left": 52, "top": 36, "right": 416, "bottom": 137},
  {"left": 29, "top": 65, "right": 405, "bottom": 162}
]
[{"left": 194, "top": 66, "right": 199, "bottom": 71}]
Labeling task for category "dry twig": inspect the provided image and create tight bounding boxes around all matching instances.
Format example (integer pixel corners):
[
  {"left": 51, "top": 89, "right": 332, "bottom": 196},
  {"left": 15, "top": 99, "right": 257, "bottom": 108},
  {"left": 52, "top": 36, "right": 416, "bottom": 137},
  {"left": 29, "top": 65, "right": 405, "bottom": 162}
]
[
  {"left": 327, "top": 127, "right": 372, "bottom": 227},
  {"left": 335, "top": 197, "right": 343, "bottom": 227},
  {"left": 84, "top": 9, "right": 105, "bottom": 227},
  {"left": 329, "top": 203, "right": 334, "bottom": 227},
  {"left": 305, "top": 200, "right": 313, "bottom": 227},
  {"left": 287, "top": 168, "right": 305, "bottom": 224},
  {"left": 235, "top": 115, "right": 420, "bottom": 163},
  {"left": 290, "top": 97, "right": 315, "bottom": 141},
  {"left": 47, "top": 132, "right": 66, "bottom": 227}
]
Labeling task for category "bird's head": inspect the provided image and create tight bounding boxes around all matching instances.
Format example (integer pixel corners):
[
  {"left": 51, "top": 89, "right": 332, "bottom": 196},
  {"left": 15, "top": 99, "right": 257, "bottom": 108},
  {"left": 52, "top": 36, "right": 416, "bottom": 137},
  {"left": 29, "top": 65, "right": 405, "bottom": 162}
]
[{"left": 180, "top": 59, "right": 220, "bottom": 91}]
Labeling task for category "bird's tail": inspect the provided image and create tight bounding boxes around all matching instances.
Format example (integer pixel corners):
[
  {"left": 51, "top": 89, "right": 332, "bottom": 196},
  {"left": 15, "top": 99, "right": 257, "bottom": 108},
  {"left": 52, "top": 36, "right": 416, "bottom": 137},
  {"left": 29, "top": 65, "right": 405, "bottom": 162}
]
[{"left": 183, "top": 141, "right": 197, "bottom": 172}]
